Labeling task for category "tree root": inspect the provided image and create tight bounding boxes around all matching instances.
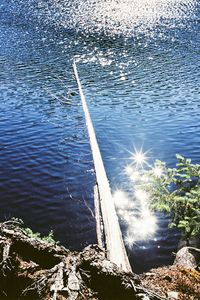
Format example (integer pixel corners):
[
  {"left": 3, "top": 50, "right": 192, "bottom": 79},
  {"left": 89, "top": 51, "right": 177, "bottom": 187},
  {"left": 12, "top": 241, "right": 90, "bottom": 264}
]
[{"left": 0, "top": 221, "right": 167, "bottom": 299}]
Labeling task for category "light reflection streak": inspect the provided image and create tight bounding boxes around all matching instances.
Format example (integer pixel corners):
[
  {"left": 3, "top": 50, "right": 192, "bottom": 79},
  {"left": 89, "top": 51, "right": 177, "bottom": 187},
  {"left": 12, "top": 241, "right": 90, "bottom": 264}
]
[
  {"left": 135, "top": 189, "right": 149, "bottom": 201},
  {"left": 126, "top": 147, "right": 151, "bottom": 170},
  {"left": 114, "top": 185, "right": 157, "bottom": 246},
  {"left": 132, "top": 150, "right": 147, "bottom": 167},
  {"left": 113, "top": 190, "right": 130, "bottom": 210},
  {"left": 42, "top": 0, "right": 198, "bottom": 38},
  {"left": 125, "top": 165, "right": 133, "bottom": 175},
  {"left": 130, "top": 171, "right": 140, "bottom": 182},
  {"left": 152, "top": 166, "right": 163, "bottom": 177},
  {"left": 115, "top": 147, "right": 157, "bottom": 247}
]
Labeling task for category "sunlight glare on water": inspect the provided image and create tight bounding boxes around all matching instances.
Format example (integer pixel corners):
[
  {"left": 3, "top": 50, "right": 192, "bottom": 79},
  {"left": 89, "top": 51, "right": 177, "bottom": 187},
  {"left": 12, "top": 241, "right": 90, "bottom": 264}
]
[
  {"left": 114, "top": 149, "right": 157, "bottom": 247},
  {"left": 33, "top": 0, "right": 198, "bottom": 37}
]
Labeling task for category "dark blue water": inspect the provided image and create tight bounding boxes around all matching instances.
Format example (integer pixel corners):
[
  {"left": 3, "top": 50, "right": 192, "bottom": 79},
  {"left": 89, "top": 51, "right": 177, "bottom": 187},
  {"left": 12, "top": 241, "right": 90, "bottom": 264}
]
[
  {"left": 0, "top": 0, "right": 199, "bottom": 273},
  {"left": 0, "top": 1, "right": 97, "bottom": 250}
]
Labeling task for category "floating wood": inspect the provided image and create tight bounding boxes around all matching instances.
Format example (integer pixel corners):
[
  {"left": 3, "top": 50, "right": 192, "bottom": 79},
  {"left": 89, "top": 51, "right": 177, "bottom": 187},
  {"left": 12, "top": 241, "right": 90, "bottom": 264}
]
[
  {"left": 73, "top": 62, "right": 132, "bottom": 273},
  {"left": 94, "top": 184, "right": 104, "bottom": 249}
]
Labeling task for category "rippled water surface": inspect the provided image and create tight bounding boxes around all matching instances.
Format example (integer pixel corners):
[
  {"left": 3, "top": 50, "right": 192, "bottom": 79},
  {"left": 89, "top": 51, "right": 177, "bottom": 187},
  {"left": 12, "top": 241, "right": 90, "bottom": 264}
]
[{"left": 0, "top": 0, "right": 199, "bottom": 272}]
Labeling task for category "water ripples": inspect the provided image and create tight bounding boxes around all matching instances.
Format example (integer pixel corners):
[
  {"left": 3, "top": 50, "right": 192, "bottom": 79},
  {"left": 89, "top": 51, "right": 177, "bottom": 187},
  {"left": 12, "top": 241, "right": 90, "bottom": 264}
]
[{"left": 35, "top": 0, "right": 198, "bottom": 37}]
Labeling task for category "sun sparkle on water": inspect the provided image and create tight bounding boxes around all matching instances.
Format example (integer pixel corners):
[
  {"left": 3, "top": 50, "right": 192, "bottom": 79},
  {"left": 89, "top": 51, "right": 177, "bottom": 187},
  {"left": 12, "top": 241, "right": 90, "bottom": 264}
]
[
  {"left": 114, "top": 186, "right": 157, "bottom": 246},
  {"left": 113, "top": 190, "right": 130, "bottom": 210},
  {"left": 34, "top": 0, "right": 198, "bottom": 38},
  {"left": 131, "top": 149, "right": 149, "bottom": 168},
  {"left": 114, "top": 147, "right": 159, "bottom": 247},
  {"left": 152, "top": 166, "right": 163, "bottom": 177},
  {"left": 125, "top": 165, "right": 133, "bottom": 175},
  {"left": 133, "top": 152, "right": 146, "bottom": 165},
  {"left": 134, "top": 189, "right": 149, "bottom": 201}
]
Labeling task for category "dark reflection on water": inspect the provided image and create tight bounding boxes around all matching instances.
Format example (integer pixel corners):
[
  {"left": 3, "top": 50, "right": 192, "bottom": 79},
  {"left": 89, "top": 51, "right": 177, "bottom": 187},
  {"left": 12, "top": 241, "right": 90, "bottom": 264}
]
[{"left": 0, "top": 0, "right": 200, "bottom": 272}]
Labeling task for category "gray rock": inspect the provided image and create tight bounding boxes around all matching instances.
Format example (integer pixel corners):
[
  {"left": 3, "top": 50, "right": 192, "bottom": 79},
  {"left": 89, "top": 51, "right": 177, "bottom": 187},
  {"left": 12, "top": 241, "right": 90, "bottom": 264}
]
[
  {"left": 173, "top": 247, "right": 196, "bottom": 269},
  {"left": 167, "top": 291, "right": 178, "bottom": 299}
]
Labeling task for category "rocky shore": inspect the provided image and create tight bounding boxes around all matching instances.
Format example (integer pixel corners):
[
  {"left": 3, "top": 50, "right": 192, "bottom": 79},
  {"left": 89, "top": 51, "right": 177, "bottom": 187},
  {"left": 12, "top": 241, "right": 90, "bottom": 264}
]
[{"left": 0, "top": 220, "right": 199, "bottom": 299}]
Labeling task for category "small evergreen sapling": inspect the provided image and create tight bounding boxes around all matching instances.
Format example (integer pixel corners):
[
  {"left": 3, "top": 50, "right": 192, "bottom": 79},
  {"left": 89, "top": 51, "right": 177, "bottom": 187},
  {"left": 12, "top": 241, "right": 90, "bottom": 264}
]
[{"left": 140, "top": 154, "right": 200, "bottom": 244}]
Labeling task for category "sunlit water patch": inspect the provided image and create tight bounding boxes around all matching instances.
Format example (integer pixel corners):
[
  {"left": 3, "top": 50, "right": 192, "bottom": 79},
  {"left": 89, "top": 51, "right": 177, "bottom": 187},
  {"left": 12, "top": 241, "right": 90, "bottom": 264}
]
[
  {"left": 45, "top": 1, "right": 197, "bottom": 36},
  {"left": 113, "top": 188, "right": 157, "bottom": 246},
  {"left": 113, "top": 149, "right": 157, "bottom": 246},
  {"left": 7, "top": 0, "right": 198, "bottom": 38}
]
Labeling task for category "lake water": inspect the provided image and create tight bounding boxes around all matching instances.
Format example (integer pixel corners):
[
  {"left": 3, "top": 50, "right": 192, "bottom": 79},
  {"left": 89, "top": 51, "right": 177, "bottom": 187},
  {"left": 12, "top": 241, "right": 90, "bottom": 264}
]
[{"left": 0, "top": 0, "right": 199, "bottom": 273}]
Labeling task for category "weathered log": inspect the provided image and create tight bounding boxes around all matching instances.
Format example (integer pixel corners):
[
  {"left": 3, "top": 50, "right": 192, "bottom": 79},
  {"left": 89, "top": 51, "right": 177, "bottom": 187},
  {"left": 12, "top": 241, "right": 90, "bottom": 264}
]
[{"left": 73, "top": 62, "right": 132, "bottom": 273}]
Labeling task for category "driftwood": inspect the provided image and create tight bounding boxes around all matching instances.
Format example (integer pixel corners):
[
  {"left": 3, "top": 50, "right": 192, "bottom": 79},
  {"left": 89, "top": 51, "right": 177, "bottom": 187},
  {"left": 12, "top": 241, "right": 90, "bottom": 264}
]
[
  {"left": 73, "top": 62, "right": 132, "bottom": 273},
  {"left": 0, "top": 220, "right": 165, "bottom": 300}
]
